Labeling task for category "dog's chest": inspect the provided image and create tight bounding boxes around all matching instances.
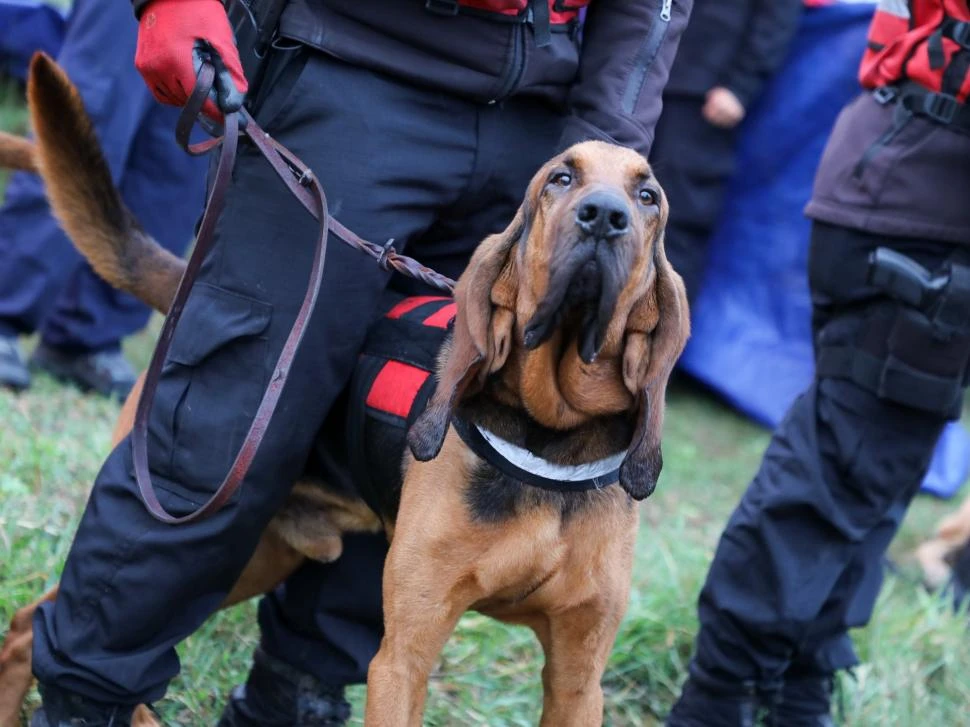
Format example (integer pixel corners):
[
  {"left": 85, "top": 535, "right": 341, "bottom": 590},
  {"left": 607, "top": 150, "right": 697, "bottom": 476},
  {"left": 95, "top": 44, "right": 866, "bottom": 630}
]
[{"left": 308, "top": 293, "right": 453, "bottom": 518}]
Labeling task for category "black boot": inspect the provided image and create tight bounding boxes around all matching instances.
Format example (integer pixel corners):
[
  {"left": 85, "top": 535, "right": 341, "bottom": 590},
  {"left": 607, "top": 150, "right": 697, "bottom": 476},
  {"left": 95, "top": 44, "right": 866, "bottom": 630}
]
[
  {"left": 767, "top": 675, "right": 835, "bottom": 727},
  {"left": 665, "top": 676, "right": 761, "bottom": 727},
  {"left": 29, "top": 683, "right": 135, "bottom": 727},
  {"left": 30, "top": 343, "right": 136, "bottom": 399},
  {"left": 217, "top": 647, "right": 351, "bottom": 727},
  {"left": 0, "top": 335, "right": 30, "bottom": 391}
]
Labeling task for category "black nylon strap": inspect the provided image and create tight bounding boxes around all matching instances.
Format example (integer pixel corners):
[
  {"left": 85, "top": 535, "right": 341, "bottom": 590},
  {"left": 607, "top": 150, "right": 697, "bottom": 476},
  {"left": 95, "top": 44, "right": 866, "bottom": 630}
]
[
  {"left": 889, "top": 81, "right": 970, "bottom": 131},
  {"left": 362, "top": 318, "right": 448, "bottom": 372},
  {"left": 450, "top": 415, "right": 620, "bottom": 493},
  {"left": 816, "top": 346, "right": 963, "bottom": 416},
  {"left": 531, "top": 0, "right": 552, "bottom": 47},
  {"left": 942, "top": 48, "right": 970, "bottom": 101},
  {"left": 941, "top": 18, "right": 970, "bottom": 49},
  {"left": 929, "top": 26, "right": 947, "bottom": 69}
]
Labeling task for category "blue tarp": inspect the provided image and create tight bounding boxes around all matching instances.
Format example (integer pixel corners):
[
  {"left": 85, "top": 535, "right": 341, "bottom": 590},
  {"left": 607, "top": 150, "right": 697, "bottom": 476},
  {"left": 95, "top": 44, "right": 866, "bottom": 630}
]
[
  {"left": 679, "top": 1, "right": 970, "bottom": 499},
  {"left": 0, "top": 1, "right": 66, "bottom": 82}
]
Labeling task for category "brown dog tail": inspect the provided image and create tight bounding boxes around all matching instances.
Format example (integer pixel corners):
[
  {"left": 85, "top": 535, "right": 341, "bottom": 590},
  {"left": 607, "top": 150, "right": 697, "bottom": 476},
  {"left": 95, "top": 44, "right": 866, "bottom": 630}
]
[
  {"left": 0, "top": 130, "right": 36, "bottom": 171},
  {"left": 26, "top": 52, "right": 184, "bottom": 314}
]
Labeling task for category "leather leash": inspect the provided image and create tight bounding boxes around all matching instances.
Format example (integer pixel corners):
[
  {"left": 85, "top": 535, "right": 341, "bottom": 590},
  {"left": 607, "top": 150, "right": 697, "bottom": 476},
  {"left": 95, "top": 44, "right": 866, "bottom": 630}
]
[{"left": 132, "top": 64, "right": 456, "bottom": 524}]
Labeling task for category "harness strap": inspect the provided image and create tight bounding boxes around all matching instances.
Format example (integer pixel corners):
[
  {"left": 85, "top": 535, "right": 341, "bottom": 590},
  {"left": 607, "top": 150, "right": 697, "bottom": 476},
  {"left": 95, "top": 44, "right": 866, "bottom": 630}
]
[
  {"left": 928, "top": 17, "right": 970, "bottom": 69},
  {"left": 451, "top": 415, "right": 622, "bottom": 493},
  {"left": 132, "top": 64, "right": 456, "bottom": 525},
  {"left": 873, "top": 81, "right": 970, "bottom": 131},
  {"left": 531, "top": 0, "right": 552, "bottom": 47}
]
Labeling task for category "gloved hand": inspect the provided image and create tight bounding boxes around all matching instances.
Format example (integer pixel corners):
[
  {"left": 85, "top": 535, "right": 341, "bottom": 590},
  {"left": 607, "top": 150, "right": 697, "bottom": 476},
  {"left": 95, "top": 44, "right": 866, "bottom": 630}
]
[{"left": 135, "top": 0, "right": 248, "bottom": 121}]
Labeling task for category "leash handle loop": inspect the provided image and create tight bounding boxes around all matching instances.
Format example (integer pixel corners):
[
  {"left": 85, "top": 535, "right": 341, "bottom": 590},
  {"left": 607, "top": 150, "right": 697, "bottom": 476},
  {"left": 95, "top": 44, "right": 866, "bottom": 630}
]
[{"left": 174, "top": 62, "right": 225, "bottom": 156}]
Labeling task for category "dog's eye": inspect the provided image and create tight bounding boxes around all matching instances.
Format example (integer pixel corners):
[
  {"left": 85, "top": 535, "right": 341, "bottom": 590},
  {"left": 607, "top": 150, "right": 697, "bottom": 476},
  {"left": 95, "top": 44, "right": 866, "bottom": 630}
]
[
  {"left": 550, "top": 172, "right": 572, "bottom": 187},
  {"left": 638, "top": 188, "right": 658, "bottom": 206}
]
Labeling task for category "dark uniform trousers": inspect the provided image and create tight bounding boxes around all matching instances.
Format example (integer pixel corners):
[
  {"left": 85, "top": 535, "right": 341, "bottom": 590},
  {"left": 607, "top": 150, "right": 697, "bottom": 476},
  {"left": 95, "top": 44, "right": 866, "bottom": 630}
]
[
  {"left": 690, "top": 220, "right": 961, "bottom": 688},
  {"left": 0, "top": 0, "right": 206, "bottom": 353},
  {"left": 649, "top": 94, "right": 739, "bottom": 303},
  {"left": 31, "top": 48, "right": 564, "bottom": 704}
]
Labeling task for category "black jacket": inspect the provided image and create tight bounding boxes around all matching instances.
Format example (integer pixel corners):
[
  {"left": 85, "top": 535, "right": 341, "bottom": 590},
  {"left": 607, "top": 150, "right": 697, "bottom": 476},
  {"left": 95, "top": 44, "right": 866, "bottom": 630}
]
[
  {"left": 131, "top": 0, "right": 691, "bottom": 156},
  {"left": 272, "top": 0, "right": 692, "bottom": 157},
  {"left": 664, "top": 0, "right": 802, "bottom": 108}
]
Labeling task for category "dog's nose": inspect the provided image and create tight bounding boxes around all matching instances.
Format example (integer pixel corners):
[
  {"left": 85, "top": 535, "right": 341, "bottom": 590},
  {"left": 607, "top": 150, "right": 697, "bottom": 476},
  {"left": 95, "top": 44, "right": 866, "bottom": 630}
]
[{"left": 575, "top": 192, "right": 630, "bottom": 239}]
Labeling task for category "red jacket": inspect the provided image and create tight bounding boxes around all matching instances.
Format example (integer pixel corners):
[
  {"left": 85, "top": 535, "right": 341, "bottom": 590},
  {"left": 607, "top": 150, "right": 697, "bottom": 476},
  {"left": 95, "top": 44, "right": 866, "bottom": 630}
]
[{"left": 860, "top": 0, "right": 970, "bottom": 101}]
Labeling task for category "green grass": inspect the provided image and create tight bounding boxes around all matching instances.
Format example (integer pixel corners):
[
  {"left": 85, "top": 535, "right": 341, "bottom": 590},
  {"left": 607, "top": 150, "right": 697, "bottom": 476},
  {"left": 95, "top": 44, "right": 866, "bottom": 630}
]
[
  {"left": 0, "top": 78, "right": 29, "bottom": 192},
  {"left": 2, "top": 84, "right": 970, "bottom": 727},
  {"left": 3, "top": 344, "right": 969, "bottom": 726}
]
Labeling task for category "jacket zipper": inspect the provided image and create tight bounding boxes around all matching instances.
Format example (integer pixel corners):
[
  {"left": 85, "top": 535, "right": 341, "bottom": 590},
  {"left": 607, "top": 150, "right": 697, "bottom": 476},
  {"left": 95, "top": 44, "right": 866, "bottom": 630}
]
[
  {"left": 489, "top": 22, "right": 528, "bottom": 104},
  {"left": 621, "top": 0, "right": 672, "bottom": 114}
]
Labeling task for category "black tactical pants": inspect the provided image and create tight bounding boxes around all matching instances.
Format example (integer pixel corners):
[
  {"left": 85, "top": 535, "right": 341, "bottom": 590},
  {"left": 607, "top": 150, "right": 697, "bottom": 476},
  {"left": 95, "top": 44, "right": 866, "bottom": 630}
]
[
  {"left": 650, "top": 93, "right": 739, "bottom": 304},
  {"left": 31, "top": 48, "right": 563, "bottom": 703},
  {"left": 688, "top": 221, "right": 963, "bottom": 690}
]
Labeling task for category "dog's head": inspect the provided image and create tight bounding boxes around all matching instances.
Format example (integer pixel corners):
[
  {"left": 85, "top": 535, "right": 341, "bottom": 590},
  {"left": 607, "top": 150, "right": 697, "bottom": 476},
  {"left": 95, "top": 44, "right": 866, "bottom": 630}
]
[{"left": 408, "top": 140, "right": 690, "bottom": 500}]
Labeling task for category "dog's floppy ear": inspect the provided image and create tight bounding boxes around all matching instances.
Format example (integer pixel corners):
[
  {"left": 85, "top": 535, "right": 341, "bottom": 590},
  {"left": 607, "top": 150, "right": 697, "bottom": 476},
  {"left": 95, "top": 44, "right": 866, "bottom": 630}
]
[
  {"left": 407, "top": 207, "right": 526, "bottom": 461},
  {"left": 618, "top": 239, "right": 690, "bottom": 500}
]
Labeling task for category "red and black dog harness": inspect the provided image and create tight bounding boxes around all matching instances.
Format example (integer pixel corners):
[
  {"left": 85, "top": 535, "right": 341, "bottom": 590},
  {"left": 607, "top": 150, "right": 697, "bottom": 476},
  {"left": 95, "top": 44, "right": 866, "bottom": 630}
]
[{"left": 308, "top": 293, "right": 621, "bottom": 520}]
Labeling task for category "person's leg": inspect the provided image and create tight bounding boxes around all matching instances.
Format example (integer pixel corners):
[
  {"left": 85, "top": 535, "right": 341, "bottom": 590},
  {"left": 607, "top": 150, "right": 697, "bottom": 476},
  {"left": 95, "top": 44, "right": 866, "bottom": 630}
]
[
  {"left": 0, "top": 0, "right": 144, "bottom": 391},
  {"left": 237, "top": 92, "right": 565, "bottom": 724},
  {"left": 667, "top": 222, "right": 963, "bottom": 726},
  {"left": 30, "top": 50, "right": 479, "bottom": 720},
  {"left": 770, "top": 501, "right": 906, "bottom": 726},
  {"left": 649, "top": 94, "right": 737, "bottom": 304}
]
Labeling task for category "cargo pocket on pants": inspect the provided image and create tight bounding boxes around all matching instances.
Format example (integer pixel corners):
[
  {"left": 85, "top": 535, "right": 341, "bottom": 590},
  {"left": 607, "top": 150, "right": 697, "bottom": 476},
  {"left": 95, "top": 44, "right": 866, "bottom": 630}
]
[{"left": 146, "top": 282, "right": 273, "bottom": 507}]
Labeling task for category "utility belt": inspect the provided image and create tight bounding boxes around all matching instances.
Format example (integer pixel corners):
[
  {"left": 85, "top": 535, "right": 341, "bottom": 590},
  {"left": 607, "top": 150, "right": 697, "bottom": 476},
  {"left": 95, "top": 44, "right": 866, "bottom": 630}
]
[
  {"left": 227, "top": 0, "right": 290, "bottom": 96},
  {"left": 814, "top": 244, "right": 970, "bottom": 419},
  {"left": 872, "top": 80, "right": 970, "bottom": 133},
  {"left": 227, "top": 0, "right": 582, "bottom": 87}
]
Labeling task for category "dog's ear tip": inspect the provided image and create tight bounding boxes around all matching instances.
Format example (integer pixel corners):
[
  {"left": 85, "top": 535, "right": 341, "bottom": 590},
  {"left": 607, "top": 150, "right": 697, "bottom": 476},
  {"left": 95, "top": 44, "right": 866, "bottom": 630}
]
[
  {"left": 618, "top": 447, "right": 662, "bottom": 501},
  {"left": 407, "top": 413, "right": 446, "bottom": 462}
]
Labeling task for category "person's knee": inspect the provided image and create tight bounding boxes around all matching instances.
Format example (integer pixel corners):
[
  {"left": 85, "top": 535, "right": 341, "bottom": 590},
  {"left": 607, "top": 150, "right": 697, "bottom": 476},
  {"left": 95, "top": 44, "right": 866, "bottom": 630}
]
[{"left": 809, "top": 224, "right": 970, "bottom": 420}]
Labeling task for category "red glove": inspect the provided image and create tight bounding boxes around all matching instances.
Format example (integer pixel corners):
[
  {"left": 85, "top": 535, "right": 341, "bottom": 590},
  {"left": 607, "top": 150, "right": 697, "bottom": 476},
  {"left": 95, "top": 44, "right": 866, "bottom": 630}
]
[{"left": 135, "top": 0, "right": 248, "bottom": 121}]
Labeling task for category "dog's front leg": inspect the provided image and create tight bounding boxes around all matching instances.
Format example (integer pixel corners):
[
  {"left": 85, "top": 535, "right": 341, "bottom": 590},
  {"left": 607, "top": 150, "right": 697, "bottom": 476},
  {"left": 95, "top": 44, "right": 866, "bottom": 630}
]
[
  {"left": 533, "top": 596, "right": 627, "bottom": 727},
  {"left": 364, "top": 544, "right": 466, "bottom": 727},
  {"left": 364, "top": 452, "right": 480, "bottom": 727}
]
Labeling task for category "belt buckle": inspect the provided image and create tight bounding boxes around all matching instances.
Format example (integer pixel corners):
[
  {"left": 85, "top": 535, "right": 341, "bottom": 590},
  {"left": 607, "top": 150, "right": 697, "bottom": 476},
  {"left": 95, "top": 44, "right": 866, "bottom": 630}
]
[{"left": 923, "top": 92, "right": 959, "bottom": 124}]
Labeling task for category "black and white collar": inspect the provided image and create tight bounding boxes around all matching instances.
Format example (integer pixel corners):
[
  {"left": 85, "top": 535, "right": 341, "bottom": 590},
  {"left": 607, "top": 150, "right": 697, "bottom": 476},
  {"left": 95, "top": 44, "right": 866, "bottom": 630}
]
[{"left": 451, "top": 415, "right": 623, "bottom": 492}]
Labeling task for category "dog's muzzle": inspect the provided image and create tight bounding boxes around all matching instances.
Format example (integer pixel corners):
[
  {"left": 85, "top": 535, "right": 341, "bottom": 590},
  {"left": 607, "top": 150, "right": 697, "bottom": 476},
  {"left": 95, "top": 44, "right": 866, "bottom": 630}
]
[{"left": 524, "top": 191, "right": 635, "bottom": 363}]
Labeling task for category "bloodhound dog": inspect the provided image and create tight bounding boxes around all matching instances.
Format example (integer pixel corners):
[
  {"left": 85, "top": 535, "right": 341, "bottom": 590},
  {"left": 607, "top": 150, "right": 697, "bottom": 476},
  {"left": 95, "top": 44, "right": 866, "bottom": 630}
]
[{"left": 0, "top": 54, "right": 689, "bottom": 727}]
